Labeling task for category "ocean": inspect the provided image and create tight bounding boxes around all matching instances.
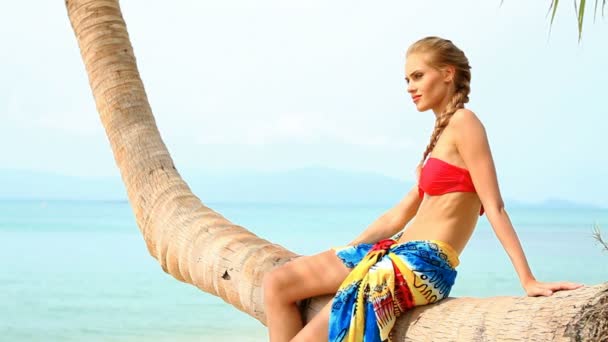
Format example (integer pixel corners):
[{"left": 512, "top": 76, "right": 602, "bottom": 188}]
[{"left": 1, "top": 200, "right": 607, "bottom": 341}]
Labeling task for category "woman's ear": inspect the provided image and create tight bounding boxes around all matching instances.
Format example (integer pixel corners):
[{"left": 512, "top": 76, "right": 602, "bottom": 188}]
[{"left": 443, "top": 65, "right": 456, "bottom": 83}]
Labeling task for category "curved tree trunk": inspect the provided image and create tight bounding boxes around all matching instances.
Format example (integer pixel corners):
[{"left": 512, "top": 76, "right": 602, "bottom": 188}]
[
  {"left": 303, "top": 284, "right": 608, "bottom": 341},
  {"left": 65, "top": 1, "right": 608, "bottom": 340}
]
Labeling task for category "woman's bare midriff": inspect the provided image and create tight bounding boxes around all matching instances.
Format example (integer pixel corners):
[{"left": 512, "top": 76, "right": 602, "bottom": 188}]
[{"left": 396, "top": 191, "right": 481, "bottom": 255}]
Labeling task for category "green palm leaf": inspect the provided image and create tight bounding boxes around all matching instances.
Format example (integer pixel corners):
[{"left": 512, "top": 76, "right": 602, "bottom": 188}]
[
  {"left": 529, "top": 0, "right": 605, "bottom": 41},
  {"left": 550, "top": 0, "right": 560, "bottom": 27},
  {"left": 577, "top": 0, "right": 586, "bottom": 42}
]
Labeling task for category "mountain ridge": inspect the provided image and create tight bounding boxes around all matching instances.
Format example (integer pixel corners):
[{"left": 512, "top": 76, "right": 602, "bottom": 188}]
[{"left": 0, "top": 168, "right": 604, "bottom": 209}]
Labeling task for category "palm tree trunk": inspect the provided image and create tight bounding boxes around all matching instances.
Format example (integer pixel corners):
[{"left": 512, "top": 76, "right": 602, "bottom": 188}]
[
  {"left": 65, "top": 0, "right": 297, "bottom": 322},
  {"left": 304, "top": 284, "right": 608, "bottom": 341},
  {"left": 65, "top": 1, "right": 607, "bottom": 340}
]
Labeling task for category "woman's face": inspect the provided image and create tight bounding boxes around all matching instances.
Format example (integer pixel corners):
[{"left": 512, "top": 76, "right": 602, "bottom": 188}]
[{"left": 404, "top": 53, "right": 453, "bottom": 114}]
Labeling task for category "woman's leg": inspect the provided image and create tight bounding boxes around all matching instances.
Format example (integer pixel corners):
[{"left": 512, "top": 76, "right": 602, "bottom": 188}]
[
  {"left": 290, "top": 296, "right": 334, "bottom": 342},
  {"left": 263, "top": 248, "right": 351, "bottom": 342}
]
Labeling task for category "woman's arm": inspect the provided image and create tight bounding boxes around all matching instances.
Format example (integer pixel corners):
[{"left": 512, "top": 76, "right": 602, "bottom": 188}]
[
  {"left": 348, "top": 185, "right": 422, "bottom": 246},
  {"left": 452, "top": 109, "right": 583, "bottom": 296}
]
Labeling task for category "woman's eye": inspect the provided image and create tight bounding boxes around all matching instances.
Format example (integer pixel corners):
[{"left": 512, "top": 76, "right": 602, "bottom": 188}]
[{"left": 406, "top": 74, "right": 421, "bottom": 83}]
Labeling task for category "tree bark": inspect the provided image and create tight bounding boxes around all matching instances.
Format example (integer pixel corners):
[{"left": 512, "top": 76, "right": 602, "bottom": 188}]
[
  {"left": 65, "top": 1, "right": 607, "bottom": 340},
  {"left": 303, "top": 284, "right": 608, "bottom": 341}
]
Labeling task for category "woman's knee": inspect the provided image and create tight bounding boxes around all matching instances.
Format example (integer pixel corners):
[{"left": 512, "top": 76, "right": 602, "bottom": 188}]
[
  {"left": 263, "top": 263, "right": 293, "bottom": 305},
  {"left": 263, "top": 250, "right": 350, "bottom": 306}
]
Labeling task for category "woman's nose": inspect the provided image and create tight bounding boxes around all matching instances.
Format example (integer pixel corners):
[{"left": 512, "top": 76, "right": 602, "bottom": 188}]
[{"left": 407, "top": 83, "right": 415, "bottom": 94}]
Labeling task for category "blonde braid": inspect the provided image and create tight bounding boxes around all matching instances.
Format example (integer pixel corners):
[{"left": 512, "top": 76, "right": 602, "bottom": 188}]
[
  {"left": 420, "top": 84, "right": 470, "bottom": 165},
  {"left": 410, "top": 36, "right": 472, "bottom": 183}
]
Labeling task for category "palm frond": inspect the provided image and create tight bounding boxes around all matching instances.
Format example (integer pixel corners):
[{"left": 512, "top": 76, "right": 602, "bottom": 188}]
[
  {"left": 592, "top": 223, "right": 608, "bottom": 252},
  {"left": 577, "top": 0, "right": 586, "bottom": 42},
  {"left": 540, "top": 0, "right": 607, "bottom": 42},
  {"left": 549, "top": 0, "right": 560, "bottom": 25}
]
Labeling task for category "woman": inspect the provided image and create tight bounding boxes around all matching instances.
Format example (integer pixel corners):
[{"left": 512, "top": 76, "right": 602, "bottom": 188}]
[{"left": 262, "top": 36, "right": 583, "bottom": 342}]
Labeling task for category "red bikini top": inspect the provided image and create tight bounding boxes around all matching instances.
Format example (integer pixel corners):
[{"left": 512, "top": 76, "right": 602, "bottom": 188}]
[{"left": 418, "top": 157, "right": 485, "bottom": 216}]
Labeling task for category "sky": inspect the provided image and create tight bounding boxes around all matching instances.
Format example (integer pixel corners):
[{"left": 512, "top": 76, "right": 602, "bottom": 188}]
[{"left": 1, "top": 1, "right": 607, "bottom": 207}]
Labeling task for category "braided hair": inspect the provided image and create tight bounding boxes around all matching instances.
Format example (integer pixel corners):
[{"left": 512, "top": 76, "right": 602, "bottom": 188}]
[{"left": 407, "top": 37, "right": 472, "bottom": 181}]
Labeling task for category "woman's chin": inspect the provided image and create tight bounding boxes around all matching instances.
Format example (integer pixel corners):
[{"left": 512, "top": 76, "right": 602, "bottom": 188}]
[{"left": 414, "top": 103, "right": 428, "bottom": 112}]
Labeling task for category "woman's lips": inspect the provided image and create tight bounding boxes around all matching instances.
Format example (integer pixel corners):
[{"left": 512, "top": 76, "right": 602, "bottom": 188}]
[{"left": 413, "top": 95, "right": 421, "bottom": 103}]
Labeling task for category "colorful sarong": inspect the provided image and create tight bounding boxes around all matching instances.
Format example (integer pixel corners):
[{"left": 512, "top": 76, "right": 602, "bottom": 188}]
[{"left": 328, "top": 239, "right": 459, "bottom": 342}]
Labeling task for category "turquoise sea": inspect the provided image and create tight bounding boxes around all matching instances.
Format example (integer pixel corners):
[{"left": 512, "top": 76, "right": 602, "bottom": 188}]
[{"left": 1, "top": 200, "right": 607, "bottom": 341}]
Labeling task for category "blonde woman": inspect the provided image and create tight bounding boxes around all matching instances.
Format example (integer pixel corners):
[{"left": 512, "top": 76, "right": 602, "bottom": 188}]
[{"left": 262, "top": 36, "right": 583, "bottom": 342}]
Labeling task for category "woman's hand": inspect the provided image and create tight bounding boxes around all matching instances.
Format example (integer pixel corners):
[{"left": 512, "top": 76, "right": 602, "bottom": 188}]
[{"left": 523, "top": 279, "right": 584, "bottom": 297}]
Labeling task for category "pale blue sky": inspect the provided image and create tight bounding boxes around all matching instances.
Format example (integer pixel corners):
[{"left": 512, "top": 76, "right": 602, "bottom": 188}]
[{"left": 1, "top": 1, "right": 607, "bottom": 206}]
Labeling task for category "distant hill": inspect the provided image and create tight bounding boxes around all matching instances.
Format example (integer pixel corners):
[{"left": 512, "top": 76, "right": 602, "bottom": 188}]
[
  {"left": 535, "top": 198, "right": 603, "bottom": 209},
  {"left": 0, "top": 167, "right": 412, "bottom": 205},
  {"left": 181, "top": 166, "right": 414, "bottom": 205},
  {"left": 0, "top": 168, "right": 604, "bottom": 209}
]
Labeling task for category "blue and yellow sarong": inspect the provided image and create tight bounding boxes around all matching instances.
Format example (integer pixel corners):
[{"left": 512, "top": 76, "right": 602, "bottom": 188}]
[{"left": 328, "top": 239, "right": 459, "bottom": 342}]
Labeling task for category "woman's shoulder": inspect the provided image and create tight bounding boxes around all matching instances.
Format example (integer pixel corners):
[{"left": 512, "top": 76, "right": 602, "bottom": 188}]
[
  {"left": 445, "top": 108, "right": 487, "bottom": 151},
  {"left": 450, "top": 108, "right": 484, "bottom": 131},
  {"left": 452, "top": 108, "right": 478, "bottom": 121}
]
